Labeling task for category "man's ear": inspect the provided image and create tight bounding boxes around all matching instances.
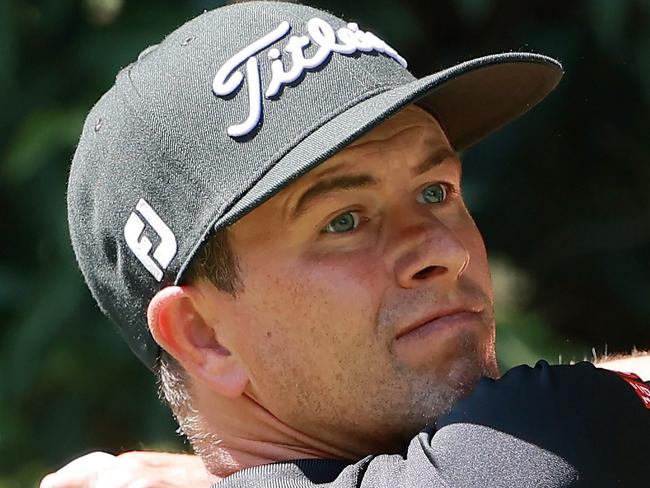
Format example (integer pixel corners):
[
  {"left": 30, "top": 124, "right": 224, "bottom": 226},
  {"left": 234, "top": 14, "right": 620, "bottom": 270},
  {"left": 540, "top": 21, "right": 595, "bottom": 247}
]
[{"left": 147, "top": 285, "right": 248, "bottom": 398}]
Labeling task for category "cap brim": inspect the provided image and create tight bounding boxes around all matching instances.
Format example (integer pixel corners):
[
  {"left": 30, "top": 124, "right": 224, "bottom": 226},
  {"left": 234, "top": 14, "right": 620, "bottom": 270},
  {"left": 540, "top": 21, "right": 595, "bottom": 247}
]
[{"left": 177, "top": 52, "right": 562, "bottom": 279}]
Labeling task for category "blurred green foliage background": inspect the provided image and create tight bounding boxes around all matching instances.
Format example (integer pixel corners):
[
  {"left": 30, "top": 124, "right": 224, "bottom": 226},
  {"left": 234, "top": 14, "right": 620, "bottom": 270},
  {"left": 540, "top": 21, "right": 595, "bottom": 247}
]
[{"left": 0, "top": 0, "right": 648, "bottom": 486}]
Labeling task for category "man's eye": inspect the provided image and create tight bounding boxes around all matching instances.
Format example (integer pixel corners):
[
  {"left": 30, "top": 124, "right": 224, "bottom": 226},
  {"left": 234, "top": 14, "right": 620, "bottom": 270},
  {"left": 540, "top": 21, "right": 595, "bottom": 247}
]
[
  {"left": 417, "top": 183, "right": 447, "bottom": 204},
  {"left": 324, "top": 211, "right": 360, "bottom": 233}
]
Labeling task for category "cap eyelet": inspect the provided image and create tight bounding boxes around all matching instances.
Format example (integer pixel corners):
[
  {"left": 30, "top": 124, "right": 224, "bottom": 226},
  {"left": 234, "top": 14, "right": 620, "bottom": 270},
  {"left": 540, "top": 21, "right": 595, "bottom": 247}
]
[{"left": 137, "top": 44, "right": 159, "bottom": 61}]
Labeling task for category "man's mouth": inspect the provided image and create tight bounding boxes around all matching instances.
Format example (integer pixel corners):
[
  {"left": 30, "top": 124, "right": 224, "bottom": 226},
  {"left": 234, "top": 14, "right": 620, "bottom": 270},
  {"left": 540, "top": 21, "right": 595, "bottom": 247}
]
[{"left": 395, "top": 306, "right": 484, "bottom": 342}]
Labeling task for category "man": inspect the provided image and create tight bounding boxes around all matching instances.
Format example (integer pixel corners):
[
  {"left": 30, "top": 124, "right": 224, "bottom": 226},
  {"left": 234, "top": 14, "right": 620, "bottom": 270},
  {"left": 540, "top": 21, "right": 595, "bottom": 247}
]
[{"left": 45, "top": 2, "right": 649, "bottom": 487}]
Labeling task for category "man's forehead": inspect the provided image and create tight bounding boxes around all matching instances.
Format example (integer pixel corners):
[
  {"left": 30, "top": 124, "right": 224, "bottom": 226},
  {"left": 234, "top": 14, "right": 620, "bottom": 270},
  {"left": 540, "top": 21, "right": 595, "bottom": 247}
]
[
  {"left": 347, "top": 105, "right": 444, "bottom": 149},
  {"left": 302, "top": 105, "right": 449, "bottom": 181}
]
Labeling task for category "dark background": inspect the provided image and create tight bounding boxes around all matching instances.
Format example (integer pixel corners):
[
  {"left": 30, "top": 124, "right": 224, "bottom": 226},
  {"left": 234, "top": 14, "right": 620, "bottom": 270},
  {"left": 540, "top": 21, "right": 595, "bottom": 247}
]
[{"left": 1, "top": 0, "right": 648, "bottom": 485}]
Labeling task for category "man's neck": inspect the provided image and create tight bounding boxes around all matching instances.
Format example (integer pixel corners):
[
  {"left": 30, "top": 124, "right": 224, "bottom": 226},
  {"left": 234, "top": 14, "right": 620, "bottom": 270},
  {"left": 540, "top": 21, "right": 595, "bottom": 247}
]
[{"left": 193, "top": 388, "right": 357, "bottom": 478}]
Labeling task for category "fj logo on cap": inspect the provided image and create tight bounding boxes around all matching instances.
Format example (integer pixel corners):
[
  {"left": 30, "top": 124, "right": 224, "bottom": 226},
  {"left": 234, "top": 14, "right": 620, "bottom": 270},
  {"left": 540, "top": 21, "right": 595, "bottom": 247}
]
[
  {"left": 213, "top": 17, "right": 407, "bottom": 138},
  {"left": 124, "top": 199, "right": 177, "bottom": 281}
]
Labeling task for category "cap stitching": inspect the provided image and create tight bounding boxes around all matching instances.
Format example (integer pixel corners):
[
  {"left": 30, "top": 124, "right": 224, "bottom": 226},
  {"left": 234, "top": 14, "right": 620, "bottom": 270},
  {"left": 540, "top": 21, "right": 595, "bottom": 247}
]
[{"left": 117, "top": 68, "right": 225, "bottom": 203}]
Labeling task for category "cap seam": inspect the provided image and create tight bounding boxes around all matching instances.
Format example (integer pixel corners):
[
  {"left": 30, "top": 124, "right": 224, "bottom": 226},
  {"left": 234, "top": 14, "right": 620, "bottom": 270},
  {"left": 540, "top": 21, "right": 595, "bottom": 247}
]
[
  {"left": 113, "top": 73, "right": 224, "bottom": 281},
  {"left": 120, "top": 67, "right": 226, "bottom": 199}
]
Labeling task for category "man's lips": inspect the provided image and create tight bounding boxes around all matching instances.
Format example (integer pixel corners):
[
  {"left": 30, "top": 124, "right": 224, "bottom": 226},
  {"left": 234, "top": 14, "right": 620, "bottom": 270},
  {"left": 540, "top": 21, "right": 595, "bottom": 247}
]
[{"left": 395, "top": 306, "right": 484, "bottom": 341}]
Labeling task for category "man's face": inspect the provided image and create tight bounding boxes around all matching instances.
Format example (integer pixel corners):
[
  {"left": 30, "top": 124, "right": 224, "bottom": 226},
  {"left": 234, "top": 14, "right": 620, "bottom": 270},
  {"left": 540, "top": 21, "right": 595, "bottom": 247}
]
[{"left": 201, "top": 105, "right": 497, "bottom": 454}]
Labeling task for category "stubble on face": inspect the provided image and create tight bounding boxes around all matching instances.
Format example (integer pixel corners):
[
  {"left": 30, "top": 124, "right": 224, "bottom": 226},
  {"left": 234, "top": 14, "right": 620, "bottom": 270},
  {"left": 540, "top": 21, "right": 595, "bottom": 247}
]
[{"left": 282, "top": 275, "right": 497, "bottom": 453}]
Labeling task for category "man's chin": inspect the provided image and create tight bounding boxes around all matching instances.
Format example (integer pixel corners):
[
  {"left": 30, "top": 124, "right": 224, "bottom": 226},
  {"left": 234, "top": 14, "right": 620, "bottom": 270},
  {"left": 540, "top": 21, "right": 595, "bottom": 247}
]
[
  {"left": 368, "top": 359, "right": 493, "bottom": 454},
  {"left": 422, "top": 349, "right": 497, "bottom": 415}
]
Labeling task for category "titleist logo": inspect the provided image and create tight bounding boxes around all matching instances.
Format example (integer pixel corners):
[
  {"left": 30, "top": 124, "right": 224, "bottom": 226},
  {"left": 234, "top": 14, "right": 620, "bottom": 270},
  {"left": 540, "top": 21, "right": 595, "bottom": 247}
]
[{"left": 212, "top": 17, "right": 408, "bottom": 138}]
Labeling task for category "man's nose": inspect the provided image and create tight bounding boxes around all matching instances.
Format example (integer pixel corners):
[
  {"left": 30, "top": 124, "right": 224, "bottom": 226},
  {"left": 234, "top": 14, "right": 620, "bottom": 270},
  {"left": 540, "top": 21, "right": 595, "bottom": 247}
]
[{"left": 387, "top": 213, "right": 470, "bottom": 289}]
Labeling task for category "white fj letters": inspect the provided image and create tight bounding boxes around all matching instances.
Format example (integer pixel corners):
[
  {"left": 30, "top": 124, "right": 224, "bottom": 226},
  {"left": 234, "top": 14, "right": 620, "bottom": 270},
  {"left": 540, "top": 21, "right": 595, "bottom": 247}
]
[
  {"left": 213, "top": 17, "right": 408, "bottom": 138},
  {"left": 124, "top": 199, "right": 177, "bottom": 281}
]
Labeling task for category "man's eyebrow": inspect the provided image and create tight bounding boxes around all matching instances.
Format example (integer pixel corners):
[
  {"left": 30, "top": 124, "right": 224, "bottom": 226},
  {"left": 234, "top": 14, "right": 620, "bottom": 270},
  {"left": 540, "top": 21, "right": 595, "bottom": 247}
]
[
  {"left": 289, "top": 147, "right": 457, "bottom": 220},
  {"left": 290, "top": 174, "right": 377, "bottom": 219},
  {"left": 412, "top": 147, "right": 458, "bottom": 175}
]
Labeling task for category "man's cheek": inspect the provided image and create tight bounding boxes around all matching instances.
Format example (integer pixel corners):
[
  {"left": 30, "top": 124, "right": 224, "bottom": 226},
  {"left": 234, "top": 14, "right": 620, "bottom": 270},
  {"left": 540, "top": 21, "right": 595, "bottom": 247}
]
[{"left": 302, "top": 249, "right": 387, "bottom": 289}]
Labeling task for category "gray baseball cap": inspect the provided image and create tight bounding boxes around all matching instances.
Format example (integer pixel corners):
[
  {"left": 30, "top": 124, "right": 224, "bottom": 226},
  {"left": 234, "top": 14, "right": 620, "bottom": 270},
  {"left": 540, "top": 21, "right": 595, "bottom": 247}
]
[{"left": 68, "top": 1, "right": 563, "bottom": 370}]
